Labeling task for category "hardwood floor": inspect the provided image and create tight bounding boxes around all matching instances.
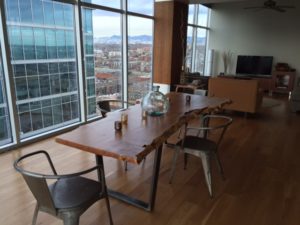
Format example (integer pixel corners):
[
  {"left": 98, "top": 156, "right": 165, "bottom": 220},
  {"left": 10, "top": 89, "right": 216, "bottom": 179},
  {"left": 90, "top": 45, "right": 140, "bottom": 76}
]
[{"left": 1, "top": 95, "right": 300, "bottom": 225}]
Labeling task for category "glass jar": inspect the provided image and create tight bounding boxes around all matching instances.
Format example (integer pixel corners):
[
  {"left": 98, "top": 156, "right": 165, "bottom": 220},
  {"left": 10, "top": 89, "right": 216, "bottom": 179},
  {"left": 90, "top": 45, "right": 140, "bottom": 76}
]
[{"left": 141, "top": 86, "right": 169, "bottom": 116}]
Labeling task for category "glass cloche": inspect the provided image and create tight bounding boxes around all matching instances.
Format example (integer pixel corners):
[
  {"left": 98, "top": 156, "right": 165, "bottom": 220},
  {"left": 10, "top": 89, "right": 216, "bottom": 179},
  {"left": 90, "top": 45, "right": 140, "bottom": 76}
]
[{"left": 141, "top": 86, "right": 169, "bottom": 116}]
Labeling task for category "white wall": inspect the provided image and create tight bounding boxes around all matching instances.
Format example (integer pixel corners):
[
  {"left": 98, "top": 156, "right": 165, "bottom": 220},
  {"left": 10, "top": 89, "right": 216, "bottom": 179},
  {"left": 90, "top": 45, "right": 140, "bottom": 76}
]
[{"left": 208, "top": 1, "right": 300, "bottom": 81}]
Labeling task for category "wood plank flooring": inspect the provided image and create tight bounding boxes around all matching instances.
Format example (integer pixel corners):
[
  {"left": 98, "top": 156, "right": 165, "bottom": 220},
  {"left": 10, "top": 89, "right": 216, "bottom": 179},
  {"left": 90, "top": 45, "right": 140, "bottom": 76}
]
[{"left": 1, "top": 95, "right": 300, "bottom": 225}]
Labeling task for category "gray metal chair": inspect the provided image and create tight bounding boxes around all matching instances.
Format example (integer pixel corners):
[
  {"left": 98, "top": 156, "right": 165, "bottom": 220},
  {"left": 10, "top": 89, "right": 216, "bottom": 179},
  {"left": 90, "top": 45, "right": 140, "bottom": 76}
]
[
  {"left": 97, "top": 99, "right": 134, "bottom": 118},
  {"left": 14, "top": 150, "right": 113, "bottom": 225},
  {"left": 169, "top": 115, "right": 233, "bottom": 197}
]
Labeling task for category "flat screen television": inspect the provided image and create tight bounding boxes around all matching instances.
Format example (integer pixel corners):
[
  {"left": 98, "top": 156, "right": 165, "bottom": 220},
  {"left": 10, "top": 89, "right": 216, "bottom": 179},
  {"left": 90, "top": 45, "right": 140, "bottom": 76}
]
[{"left": 236, "top": 55, "right": 273, "bottom": 77}]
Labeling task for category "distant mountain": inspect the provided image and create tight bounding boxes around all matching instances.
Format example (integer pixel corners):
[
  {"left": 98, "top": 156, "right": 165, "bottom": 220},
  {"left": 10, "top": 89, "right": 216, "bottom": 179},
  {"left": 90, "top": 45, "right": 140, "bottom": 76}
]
[
  {"left": 129, "top": 35, "right": 153, "bottom": 44},
  {"left": 187, "top": 36, "right": 206, "bottom": 45},
  {"left": 95, "top": 35, "right": 152, "bottom": 44},
  {"left": 94, "top": 35, "right": 205, "bottom": 45}
]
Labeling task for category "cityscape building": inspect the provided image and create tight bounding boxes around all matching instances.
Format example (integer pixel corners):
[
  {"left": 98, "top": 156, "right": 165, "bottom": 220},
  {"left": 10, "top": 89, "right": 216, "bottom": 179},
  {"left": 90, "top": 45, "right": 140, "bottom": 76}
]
[{"left": 5, "top": 0, "right": 81, "bottom": 139}]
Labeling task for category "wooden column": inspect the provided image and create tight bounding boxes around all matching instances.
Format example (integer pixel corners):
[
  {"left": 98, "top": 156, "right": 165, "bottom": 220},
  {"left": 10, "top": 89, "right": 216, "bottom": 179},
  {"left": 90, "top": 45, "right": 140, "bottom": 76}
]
[{"left": 153, "top": 1, "right": 188, "bottom": 91}]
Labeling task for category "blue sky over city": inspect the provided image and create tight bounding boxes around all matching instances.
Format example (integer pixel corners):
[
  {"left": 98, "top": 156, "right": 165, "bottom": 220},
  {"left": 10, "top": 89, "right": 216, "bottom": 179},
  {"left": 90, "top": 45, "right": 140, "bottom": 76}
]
[{"left": 92, "top": 1, "right": 153, "bottom": 37}]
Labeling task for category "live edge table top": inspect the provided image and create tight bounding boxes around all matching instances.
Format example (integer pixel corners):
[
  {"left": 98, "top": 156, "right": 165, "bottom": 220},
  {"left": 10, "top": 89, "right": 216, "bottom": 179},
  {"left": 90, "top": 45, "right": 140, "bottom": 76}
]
[{"left": 56, "top": 92, "right": 229, "bottom": 164}]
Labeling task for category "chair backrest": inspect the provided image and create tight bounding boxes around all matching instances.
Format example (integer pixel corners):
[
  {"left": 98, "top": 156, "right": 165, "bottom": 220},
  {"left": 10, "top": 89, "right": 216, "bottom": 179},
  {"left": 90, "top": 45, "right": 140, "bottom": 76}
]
[
  {"left": 98, "top": 100, "right": 111, "bottom": 117},
  {"left": 97, "top": 100, "right": 135, "bottom": 117},
  {"left": 176, "top": 87, "right": 194, "bottom": 94},
  {"left": 200, "top": 115, "right": 233, "bottom": 149},
  {"left": 194, "top": 89, "right": 207, "bottom": 96},
  {"left": 22, "top": 175, "right": 56, "bottom": 214},
  {"left": 14, "top": 151, "right": 57, "bottom": 214}
]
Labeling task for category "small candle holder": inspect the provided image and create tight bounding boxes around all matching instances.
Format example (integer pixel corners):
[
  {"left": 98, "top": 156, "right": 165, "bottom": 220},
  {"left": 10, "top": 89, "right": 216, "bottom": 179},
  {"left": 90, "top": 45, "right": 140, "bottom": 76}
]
[
  {"left": 186, "top": 95, "right": 191, "bottom": 103},
  {"left": 114, "top": 121, "right": 122, "bottom": 131},
  {"left": 142, "top": 110, "right": 147, "bottom": 120},
  {"left": 121, "top": 113, "right": 128, "bottom": 124}
]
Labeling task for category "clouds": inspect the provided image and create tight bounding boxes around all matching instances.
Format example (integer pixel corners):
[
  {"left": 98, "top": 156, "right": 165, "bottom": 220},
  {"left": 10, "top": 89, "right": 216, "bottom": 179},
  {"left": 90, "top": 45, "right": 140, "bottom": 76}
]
[{"left": 92, "top": 13, "right": 152, "bottom": 37}]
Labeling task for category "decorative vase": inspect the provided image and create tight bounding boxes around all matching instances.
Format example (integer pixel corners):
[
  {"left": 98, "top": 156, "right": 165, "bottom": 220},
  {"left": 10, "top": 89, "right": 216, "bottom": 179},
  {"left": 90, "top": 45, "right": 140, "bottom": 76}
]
[{"left": 141, "top": 86, "right": 169, "bottom": 116}]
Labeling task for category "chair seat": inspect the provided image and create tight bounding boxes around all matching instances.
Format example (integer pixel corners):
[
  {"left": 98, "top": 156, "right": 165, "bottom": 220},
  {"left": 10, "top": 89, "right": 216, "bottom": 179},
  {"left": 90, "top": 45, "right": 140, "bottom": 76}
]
[
  {"left": 49, "top": 176, "right": 102, "bottom": 209},
  {"left": 176, "top": 135, "right": 217, "bottom": 153},
  {"left": 169, "top": 115, "right": 232, "bottom": 197}
]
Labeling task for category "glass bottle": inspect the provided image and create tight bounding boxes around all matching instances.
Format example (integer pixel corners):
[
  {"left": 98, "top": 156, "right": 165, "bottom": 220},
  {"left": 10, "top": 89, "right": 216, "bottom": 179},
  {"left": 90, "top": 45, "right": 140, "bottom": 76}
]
[{"left": 141, "top": 86, "right": 169, "bottom": 116}]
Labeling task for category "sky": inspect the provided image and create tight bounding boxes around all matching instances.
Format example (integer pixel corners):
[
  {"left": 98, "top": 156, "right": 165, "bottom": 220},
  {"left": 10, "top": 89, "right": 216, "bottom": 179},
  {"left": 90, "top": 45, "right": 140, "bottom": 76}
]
[
  {"left": 89, "top": 2, "right": 208, "bottom": 38},
  {"left": 92, "top": 9, "right": 153, "bottom": 37}
]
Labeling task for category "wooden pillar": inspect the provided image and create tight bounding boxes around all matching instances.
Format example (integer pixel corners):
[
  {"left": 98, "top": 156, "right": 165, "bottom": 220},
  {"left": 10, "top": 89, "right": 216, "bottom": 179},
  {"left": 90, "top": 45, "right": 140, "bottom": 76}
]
[{"left": 153, "top": 1, "right": 188, "bottom": 91}]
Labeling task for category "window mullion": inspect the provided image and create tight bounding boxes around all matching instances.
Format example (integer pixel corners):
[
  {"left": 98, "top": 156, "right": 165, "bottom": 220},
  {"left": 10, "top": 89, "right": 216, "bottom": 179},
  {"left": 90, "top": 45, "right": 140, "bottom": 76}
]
[
  {"left": 191, "top": 27, "right": 197, "bottom": 72},
  {"left": 74, "top": 2, "right": 87, "bottom": 122},
  {"left": 191, "top": 6, "right": 198, "bottom": 72},
  {"left": 122, "top": 0, "right": 128, "bottom": 104},
  {"left": 0, "top": 2, "right": 20, "bottom": 146}
]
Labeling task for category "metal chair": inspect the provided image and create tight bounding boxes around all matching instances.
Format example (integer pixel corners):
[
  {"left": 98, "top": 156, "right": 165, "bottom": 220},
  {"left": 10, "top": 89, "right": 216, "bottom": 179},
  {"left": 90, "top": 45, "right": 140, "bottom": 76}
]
[
  {"left": 194, "top": 89, "right": 207, "bottom": 96},
  {"left": 97, "top": 99, "right": 134, "bottom": 118},
  {"left": 175, "top": 85, "right": 195, "bottom": 94},
  {"left": 169, "top": 115, "right": 233, "bottom": 197},
  {"left": 14, "top": 150, "right": 113, "bottom": 225}
]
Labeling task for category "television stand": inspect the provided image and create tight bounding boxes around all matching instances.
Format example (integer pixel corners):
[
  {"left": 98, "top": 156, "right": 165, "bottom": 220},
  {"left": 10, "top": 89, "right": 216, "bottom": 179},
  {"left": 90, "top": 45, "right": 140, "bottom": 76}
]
[
  {"left": 219, "top": 75, "right": 273, "bottom": 94},
  {"left": 252, "top": 77, "right": 273, "bottom": 93}
]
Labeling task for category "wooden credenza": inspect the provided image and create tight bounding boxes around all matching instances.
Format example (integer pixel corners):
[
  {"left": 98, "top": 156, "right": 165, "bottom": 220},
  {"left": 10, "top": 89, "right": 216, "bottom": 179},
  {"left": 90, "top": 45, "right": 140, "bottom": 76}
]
[
  {"left": 218, "top": 72, "right": 297, "bottom": 95},
  {"left": 218, "top": 75, "right": 273, "bottom": 93},
  {"left": 252, "top": 77, "right": 273, "bottom": 92}
]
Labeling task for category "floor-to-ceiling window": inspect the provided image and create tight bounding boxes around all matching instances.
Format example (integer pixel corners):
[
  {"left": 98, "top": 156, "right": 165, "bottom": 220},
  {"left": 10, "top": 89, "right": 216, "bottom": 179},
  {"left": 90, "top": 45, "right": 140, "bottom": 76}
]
[
  {"left": 186, "top": 4, "right": 210, "bottom": 75},
  {"left": 127, "top": 1, "right": 153, "bottom": 102},
  {"left": 81, "top": 0, "right": 153, "bottom": 118},
  {"left": 0, "top": 0, "right": 154, "bottom": 150},
  {"left": 82, "top": 7, "right": 123, "bottom": 117},
  {"left": 127, "top": 16, "right": 153, "bottom": 102}
]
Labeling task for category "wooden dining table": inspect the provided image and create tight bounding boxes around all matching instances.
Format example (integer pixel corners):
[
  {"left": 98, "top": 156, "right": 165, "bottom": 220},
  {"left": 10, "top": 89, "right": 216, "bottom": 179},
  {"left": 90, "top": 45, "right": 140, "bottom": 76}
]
[{"left": 56, "top": 92, "right": 230, "bottom": 211}]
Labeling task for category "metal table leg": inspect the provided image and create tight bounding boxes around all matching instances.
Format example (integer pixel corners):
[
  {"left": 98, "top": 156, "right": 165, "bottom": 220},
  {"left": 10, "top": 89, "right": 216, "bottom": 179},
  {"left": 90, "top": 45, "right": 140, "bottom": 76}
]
[{"left": 95, "top": 145, "right": 163, "bottom": 212}]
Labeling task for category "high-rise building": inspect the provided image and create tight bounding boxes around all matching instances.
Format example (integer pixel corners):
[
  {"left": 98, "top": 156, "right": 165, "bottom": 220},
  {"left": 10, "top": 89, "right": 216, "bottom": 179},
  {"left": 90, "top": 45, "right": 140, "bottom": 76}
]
[{"left": 4, "top": 0, "right": 93, "bottom": 139}]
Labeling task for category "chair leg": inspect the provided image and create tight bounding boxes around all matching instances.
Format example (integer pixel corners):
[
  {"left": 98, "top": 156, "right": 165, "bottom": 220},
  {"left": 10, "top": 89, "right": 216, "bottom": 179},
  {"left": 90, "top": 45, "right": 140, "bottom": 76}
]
[
  {"left": 105, "top": 196, "right": 114, "bottom": 225},
  {"left": 32, "top": 203, "right": 39, "bottom": 225},
  {"left": 184, "top": 153, "right": 188, "bottom": 170},
  {"left": 200, "top": 152, "right": 213, "bottom": 197},
  {"left": 62, "top": 214, "right": 79, "bottom": 225},
  {"left": 213, "top": 152, "right": 225, "bottom": 180},
  {"left": 177, "top": 127, "right": 182, "bottom": 139},
  {"left": 169, "top": 147, "right": 180, "bottom": 184}
]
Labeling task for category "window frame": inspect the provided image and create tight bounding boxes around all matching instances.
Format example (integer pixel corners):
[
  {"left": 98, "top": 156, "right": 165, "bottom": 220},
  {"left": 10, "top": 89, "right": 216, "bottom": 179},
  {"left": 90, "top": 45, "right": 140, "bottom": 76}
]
[
  {"left": 0, "top": 0, "right": 154, "bottom": 151},
  {"left": 186, "top": 4, "right": 210, "bottom": 76}
]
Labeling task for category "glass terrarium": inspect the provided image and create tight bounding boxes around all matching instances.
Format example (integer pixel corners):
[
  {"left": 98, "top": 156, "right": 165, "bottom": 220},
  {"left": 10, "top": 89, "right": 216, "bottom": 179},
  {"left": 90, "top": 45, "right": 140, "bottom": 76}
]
[{"left": 141, "top": 86, "right": 169, "bottom": 116}]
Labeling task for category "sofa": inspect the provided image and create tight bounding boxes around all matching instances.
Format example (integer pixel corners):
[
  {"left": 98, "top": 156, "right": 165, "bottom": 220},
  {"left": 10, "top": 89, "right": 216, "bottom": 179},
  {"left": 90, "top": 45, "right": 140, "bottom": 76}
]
[{"left": 208, "top": 77, "right": 263, "bottom": 113}]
